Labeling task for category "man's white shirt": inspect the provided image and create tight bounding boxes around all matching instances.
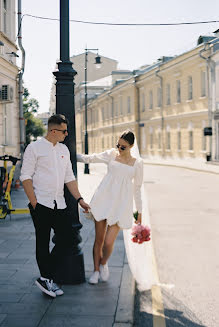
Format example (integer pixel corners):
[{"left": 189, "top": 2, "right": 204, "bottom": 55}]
[{"left": 20, "top": 138, "right": 75, "bottom": 209}]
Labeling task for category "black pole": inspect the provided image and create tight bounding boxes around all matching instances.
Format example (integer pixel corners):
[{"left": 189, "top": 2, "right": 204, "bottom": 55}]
[
  {"left": 84, "top": 50, "right": 89, "bottom": 174},
  {"left": 52, "top": 0, "right": 85, "bottom": 284}
]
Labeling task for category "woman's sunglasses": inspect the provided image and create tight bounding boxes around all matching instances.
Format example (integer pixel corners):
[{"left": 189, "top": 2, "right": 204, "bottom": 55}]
[{"left": 116, "top": 143, "right": 126, "bottom": 151}]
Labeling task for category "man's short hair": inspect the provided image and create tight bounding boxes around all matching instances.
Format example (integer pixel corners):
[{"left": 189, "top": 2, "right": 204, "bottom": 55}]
[{"left": 48, "top": 114, "right": 69, "bottom": 127}]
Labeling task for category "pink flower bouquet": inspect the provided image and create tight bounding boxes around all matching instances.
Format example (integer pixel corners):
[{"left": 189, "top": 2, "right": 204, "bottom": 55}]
[{"left": 132, "top": 212, "right": 151, "bottom": 244}]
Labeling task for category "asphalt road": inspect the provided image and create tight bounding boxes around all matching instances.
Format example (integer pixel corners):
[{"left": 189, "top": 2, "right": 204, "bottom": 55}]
[{"left": 134, "top": 165, "right": 219, "bottom": 327}]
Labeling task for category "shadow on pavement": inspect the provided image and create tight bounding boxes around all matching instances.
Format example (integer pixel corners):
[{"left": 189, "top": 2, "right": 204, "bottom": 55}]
[{"left": 134, "top": 288, "right": 207, "bottom": 327}]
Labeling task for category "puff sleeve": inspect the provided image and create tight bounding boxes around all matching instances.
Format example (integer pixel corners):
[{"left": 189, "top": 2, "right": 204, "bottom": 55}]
[
  {"left": 77, "top": 148, "right": 116, "bottom": 164},
  {"left": 133, "top": 159, "right": 143, "bottom": 213}
]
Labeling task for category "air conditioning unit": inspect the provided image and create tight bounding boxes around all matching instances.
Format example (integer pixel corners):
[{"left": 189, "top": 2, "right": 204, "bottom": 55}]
[{"left": 0, "top": 85, "right": 14, "bottom": 101}]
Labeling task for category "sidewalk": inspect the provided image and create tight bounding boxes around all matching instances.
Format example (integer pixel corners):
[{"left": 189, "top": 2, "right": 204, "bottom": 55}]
[
  {"left": 0, "top": 163, "right": 134, "bottom": 327},
  {"left": 143, "top": 157, "right": 219, "bottom": 174}
]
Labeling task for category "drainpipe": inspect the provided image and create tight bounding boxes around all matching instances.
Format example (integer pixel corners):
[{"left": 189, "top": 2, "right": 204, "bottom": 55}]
[
  {"left": 199, "top": 43, "right": 213, "bottom": 160},
  {"left": 133, "top": 75, "right": 141, "bottom": 153},
  {"left": 108, "top": 92, "right": 114, "bottom": 144},
  {"left": 18, "top": 0, "right": 25, "bottom": 161},
  {"left": 155, "top": 65, "right": 164, "bottom": 157}
]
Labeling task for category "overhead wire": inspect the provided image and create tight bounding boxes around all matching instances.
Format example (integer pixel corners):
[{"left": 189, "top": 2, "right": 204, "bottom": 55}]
[{"left": 22, "top": 14, "right": 219, "bottom": 27}]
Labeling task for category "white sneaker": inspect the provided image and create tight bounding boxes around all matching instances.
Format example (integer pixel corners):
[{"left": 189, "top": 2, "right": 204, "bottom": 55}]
[
  {"left": 52, "top": 282, "right": 64, "bottom": 296},
  {"left": 100, "top": 263, "right": 109, "bottom": 282},
  {"left": 89, "top": 271, "right": 100, "bottom": 284}
]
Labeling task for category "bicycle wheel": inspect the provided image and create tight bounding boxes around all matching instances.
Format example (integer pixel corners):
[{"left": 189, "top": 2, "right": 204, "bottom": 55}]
[{"left": 0, "top": 204, "right": 7, "bottom": 219}]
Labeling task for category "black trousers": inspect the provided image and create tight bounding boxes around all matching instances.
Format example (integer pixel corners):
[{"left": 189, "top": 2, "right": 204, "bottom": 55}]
[{"left": 29, "top": 202, "right": 74, "bottom": 280}]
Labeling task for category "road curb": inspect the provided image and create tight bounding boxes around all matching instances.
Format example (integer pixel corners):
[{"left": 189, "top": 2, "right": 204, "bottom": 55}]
[
  {"left": 143, "top": 160, "right": 219, "bottom": 175},
  {"left": 113, "top": 263, "right": 135, "bottom": 326}
]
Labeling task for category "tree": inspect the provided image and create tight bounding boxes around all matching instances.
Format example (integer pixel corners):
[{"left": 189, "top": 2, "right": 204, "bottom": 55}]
[{"left": 23, "top": 88, "right": 45, "bottom": 145}]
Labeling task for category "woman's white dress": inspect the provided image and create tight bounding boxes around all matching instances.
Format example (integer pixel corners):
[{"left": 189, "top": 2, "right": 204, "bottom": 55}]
[{"left": 77, "top": 148, "right": 143, "bottom": 229}]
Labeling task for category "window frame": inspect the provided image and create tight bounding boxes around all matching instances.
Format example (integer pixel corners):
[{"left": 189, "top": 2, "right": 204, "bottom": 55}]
[
  {"left": 176, "top": 80, "right": 181, "bottom": 103},
  {"left": 188, "top": 76, "right": 193, "bottom": 100}
]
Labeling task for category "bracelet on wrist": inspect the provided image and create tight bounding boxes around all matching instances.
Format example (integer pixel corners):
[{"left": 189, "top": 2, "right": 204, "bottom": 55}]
[{"left": 77, "top": 197, "right": 83, "bottom": 203}]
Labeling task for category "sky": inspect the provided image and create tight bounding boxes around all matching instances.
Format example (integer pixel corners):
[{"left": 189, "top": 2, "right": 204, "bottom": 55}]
[{"left": 18, "top": 0, "right": 219, "bottom": 113}]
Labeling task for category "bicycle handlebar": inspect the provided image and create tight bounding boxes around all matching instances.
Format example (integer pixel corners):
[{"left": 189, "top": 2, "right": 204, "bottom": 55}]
[{"left": 0, "top": 155, "right": 21, "bottom": 165}]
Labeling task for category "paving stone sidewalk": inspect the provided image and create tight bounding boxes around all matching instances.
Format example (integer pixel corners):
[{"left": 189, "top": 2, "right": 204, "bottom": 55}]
[{"left": 0, "top": 163, "right": 134, "bottom": 327}]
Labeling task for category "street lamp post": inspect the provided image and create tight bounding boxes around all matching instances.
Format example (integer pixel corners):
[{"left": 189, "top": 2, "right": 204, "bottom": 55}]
[
  {"left": 84, "top": 48, "right": 101, "bottom": 174},
  {"left": 52, "top": 0, "right": 85, "bottom": 284}
]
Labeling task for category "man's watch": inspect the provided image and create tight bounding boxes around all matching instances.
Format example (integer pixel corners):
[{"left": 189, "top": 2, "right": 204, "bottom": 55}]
[{"left": 77, "top": 197, "right": 84, "bottom": 203}]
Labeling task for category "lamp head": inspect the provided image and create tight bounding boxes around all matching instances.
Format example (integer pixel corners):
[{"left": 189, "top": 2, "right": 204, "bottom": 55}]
[{"left": 95, "top": 55, "right": 102, "bottom": 69}]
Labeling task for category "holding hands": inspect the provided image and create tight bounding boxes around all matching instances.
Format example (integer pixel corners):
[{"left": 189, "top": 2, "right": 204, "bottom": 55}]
[{"left": 78, "top": 198, "right": 90, "bottom": 213}]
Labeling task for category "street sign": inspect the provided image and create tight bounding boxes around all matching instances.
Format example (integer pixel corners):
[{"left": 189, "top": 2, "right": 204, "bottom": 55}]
[{"left": 203, "top": 127, "right": 212, "bottom": 136}]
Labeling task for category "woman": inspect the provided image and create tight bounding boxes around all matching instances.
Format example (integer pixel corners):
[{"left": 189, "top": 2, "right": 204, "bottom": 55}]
[{"left": 77, "top": 130, "right": 143, "bottom": 284}]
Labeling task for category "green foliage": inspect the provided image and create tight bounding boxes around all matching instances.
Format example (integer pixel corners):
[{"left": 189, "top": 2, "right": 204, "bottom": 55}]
[
  {"left": 133, "top": 211, "right": 138, "bottom": 220},
  {"left": 23, "top": 88, "right": 45, "bottom": 145}
]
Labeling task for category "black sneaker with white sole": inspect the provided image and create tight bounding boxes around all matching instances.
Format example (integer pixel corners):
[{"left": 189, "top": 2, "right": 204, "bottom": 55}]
[
  {"left": 35, "top": 278, "right": 56, "bottom": 298},
  {"left": 52, "top": 282, "right": 64, "bottom": 296}
]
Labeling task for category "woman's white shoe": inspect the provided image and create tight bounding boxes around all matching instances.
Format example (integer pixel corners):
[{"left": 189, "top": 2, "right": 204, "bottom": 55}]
[
  {"left": 88, "top": 271, "right": 100, "bottom": 284},
  {"left": 100, "top": 263, "right": 109, "bottom": 282}
]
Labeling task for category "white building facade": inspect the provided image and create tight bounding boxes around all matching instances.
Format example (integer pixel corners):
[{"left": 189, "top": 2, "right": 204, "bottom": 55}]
[
  {"left": 211, "top": 33, "right": 219, "bottom": 160},
  {"left": 0, "top": 0, "right": 19, "bottom": 156},
  {"left": 49, "top": 52, "right": 118, "bottom": 115}
]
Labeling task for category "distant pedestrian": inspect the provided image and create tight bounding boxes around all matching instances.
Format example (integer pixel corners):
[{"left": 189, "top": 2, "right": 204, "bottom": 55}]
[
  {"left": 20, "top": 114, "right": 90, "bottom": 298},
  {"left": 77, "top": 130, "right": 143, "bottom": 284}
]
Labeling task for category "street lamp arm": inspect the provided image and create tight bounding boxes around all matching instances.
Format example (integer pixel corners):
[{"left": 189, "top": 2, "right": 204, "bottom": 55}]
[{"left": 85, "top": 48, "right": 99, "bottom": 51}]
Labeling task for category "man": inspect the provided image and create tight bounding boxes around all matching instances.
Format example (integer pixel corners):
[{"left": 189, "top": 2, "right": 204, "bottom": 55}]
[{"left": 20, "top": 114, "right": 90, "bottom": 298}]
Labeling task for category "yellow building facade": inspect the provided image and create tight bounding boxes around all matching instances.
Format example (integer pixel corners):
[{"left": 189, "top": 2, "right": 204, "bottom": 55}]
[{"left": 76, "top": 40, "right": 218, "bottom": 161}]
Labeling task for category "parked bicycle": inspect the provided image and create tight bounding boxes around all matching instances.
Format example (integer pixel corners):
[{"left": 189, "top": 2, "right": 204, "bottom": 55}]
[{"left": 0, "top": 155, "right": 29, "bottom": 219}]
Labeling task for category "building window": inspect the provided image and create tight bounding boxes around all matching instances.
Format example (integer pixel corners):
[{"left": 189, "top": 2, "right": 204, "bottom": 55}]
[
  {"left": 3, "top": 104, "right": 11, "bottom": 145},
  {"left": 157, "top": 87, "right": 161, "bottom": 107},
  {"left": 166, "top": 84, "right": 171, "bottom": 105},
  {"left": 150, "top": 133, "right": 153, "bottom": 149},
  {"left": 96, "top": 109, "right": 99, "bottom": 123},
  {"left": 188, "top": 76, "right": 193, "bottom": 100},
  {"left": 115, "top": 102, "right": 118, "bottom": 116},
  {"left": 0, "top": 44, "right": 4, "bottom": 55},
  {"left": 177, "top": 131, "right": 181, "bottom": 151},
  {"left": 102, "top": 137, "right": 104, "bottom": 150},
  {"left": 105, "top": 105, "right": 108, "bottom": 120},
  {"left": 149, "top": 90, "right": 153, "bottom": 109},
  {"left": 3, "top": 0, "right": 7, "bottom": 34},
  {"left": 87, "top": 110, "right": 91, "bottom": 125},
  {"left": 120, "top": 97, "right": 123, "bottom": 115},
  {"left": 201, "top": 71, "right": 206, "bottom": 97},
  {"left": 202, "top": 133, "right": 207, "bottom": 151},
  {"left": 127, "top": 96, "right": 131, "bottom": 114},
  {"left": 91, "top": 110, "right": 94, "bottom": 125},
  {"left": 142, "top": 93, "right": 145, "bottom": 112},
  {"left": 176, "top": 80, "right": 181, "bottom": 103},
  {"left": 107, "top": 103, "right": 110, "bottom": 119},
  {"left": 189, "top": 131, "right": 193, "bottom": 151},
  {"left": 158, "top": 132, "right": 161, "bottom": 149},
  {"left": 110, "top": 103, "right": 113, "bottom": 118},
  {"left": 166, "top": 132, "right": 171, "bottom": 150},
  {"left": 101, "top": 107, "right": 105, "bottom": 121}
]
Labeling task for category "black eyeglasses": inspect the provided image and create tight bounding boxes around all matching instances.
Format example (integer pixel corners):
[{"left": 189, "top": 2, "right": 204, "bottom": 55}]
[
  {"left": 116, "top": 143, "right": 126, "bottom": 151},
  {"left": 51, "top": 129, "right": 68, "bottom": 134}
]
